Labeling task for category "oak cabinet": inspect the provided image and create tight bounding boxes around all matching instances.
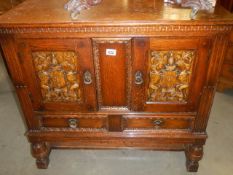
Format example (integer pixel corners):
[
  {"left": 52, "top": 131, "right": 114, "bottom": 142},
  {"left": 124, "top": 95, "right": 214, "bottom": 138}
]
[
  {"left": 1, "top": 36, "right": 215, "bottom": 171},
  {"left": 0, "top": 0, "right": 232, "bottom": 172}
]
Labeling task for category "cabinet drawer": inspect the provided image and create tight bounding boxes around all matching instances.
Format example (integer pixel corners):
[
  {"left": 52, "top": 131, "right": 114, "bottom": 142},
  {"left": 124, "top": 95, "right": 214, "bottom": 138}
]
[
  {"left": 41, "top": 115, "right": 108, "bottom": 130},
  {"left": 123, "top": 115, "right": 194, "bottom": 130},
  {"left": 221, "top": 64, "right": 233, "bottom": 80}
]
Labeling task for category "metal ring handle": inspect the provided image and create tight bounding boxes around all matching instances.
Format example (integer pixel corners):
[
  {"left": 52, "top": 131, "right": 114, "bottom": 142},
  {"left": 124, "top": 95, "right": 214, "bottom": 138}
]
[
  {"left": 83, "top": 71, "right": 92, "bottom": 85},
  {"left": 68, "top": 119, "right": 78, "bottom": 128},
  {"left": 153, "top": 119, "right": 164, "bottom": 126},
  {"left": 135, "top": 71, "right": 143, "bottom": 85}
]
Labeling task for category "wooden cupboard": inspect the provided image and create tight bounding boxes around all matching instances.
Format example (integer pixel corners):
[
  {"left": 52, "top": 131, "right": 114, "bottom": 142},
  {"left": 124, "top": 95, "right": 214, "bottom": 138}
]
[{"left": 0, "top": 0, "right": 233, "bottom": 172}]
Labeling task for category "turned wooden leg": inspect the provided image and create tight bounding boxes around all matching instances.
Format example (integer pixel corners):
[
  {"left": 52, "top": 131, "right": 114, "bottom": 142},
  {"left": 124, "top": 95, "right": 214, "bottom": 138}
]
[
  {"left": 31, "top": 142, "right": 51, "bottom": 169},
  {"left": 185, "top": 144, "right": 203, "bottom": 172}
]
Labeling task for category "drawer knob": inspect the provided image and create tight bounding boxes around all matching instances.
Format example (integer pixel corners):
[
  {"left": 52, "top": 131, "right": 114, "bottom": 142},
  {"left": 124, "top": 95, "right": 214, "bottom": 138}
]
[
  {"left": 83, "top": 71, "right": 92, "bottom": 85},
  {"left": 68, "top": 119, "right": 78, "bottom": 128},
  {"left": 135, "top": 71, "right": 143, "bottom": 85},
  {"left": 153, "top": 119, "right": 164, "bottom": 127}
]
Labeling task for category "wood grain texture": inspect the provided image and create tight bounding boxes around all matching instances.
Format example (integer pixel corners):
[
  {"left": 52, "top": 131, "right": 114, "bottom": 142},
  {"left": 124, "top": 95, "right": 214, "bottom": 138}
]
[
  {"left": 31, "top": 142, "right": 51, "bottom": 169},
  {"left": 217, "top": 32, "right": 233, "bottom": 92},
  {"left": 219, "top": 0, "right": 233, "bottom": 12},
  {"left": 0, "top": 0, "right": 24, "bottom": 15},
  {"left": 221, "top": 63, "right": 233, "bottom": 79},
  {"left": 195, "top": 34, "right": 229, "bottom": 132},
  {"left": 108, "top": 115, "right": 123, "bottom": 132},
  {"left": 185, "top": 144, "right": 204, "bottom": 172},
  {"left": 93, "top": 39, "right": 132, "bottom": 109},
  {"left": 0, "top": 0, "right": 232, "bottom": 24},
  {"left": 132, "top": 37, "right": 210, "bottom": 113},
  {"left": 42, "top": 115, "right": 107, "bottom": 130},
  {"left": 0, "top": 0, "right": 232, "bottom": 172},
  {"left": 99, "top": 43, "right": 127, "bottom": 106},
  {"left": 124, "top": 116, "right": 194, "bottom": 130},
  {"left": 16, "top": 39, "right": 97, "bottom": 112}
]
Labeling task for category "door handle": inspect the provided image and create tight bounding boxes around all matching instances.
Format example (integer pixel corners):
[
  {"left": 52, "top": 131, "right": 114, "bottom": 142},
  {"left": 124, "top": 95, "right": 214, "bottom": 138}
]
[
  {"left": 83, "top": 71, "right": 92, "bottom": 85},
  {"left": 68, "top": 118, "right": 78, "bottom": 128},
  {"left": 135, "top": 71, "right": 144, "bottom": 85}
]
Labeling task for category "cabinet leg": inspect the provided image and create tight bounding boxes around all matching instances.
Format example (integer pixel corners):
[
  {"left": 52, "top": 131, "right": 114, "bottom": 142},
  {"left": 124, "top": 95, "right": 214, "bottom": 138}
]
[
  {"left": 31, "top": 142, "right": 51, "bottom": 169},
  {"left": 185, "top": 144, "right": 203, "bottom": 172}
]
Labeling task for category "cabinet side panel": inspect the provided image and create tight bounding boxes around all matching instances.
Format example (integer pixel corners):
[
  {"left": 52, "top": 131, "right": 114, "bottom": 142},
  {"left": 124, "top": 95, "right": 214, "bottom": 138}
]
[
  {"left": 194, "top": 34, "right": 229, "bottom": 132},
  {"left": 0, "top": 36, "right": 39, "bottom": 128}
]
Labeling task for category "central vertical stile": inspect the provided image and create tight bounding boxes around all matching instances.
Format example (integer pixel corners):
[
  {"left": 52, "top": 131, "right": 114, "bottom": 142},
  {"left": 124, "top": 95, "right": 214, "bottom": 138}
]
[{"left": 93, "top": 38, "right": 132, "bottom": 110}]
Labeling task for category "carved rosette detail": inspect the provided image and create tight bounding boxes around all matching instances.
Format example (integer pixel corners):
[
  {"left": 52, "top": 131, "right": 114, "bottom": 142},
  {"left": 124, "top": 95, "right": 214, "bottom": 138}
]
[
  {"left": 148, "top": 50, "right": 195, "bottom": 102},
  {"left": 32, "top": 51, "right": 82, "bottom": 102}
]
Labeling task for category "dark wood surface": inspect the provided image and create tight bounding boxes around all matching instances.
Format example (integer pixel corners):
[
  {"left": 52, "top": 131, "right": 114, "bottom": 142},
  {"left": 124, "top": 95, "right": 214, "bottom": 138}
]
[
  {"left": 217, "top": 0, "right": 233, "bottom": 91},
  {"left": 132, "top": 37, "right": 210, "bottom": 112},
  {"left": 16, "top": 38, "right": 97, "bottom": 112},
  {"left": 98, "top": 42, "right": 127, "bottom": 107},
  {"left": 217, "top": 32, "right": 233, "bottom": 91},
  {"left": 0, "top": 0, "right": 232, "bottom": 25},
  {"left": 0, "top": 0, "right": 232, "bottom": 172},
  {"left": 219, "top": 0, "right": 233, "bottom": 12},
  {"left": 0, "top": 0, "right": 24, "bottom": 15}
]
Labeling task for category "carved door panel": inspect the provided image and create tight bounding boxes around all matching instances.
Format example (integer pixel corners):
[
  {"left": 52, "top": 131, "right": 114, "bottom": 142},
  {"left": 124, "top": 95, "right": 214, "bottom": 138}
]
[
  {"left": 17, "top": 39, "right": 97, "bottom": 111},
  {"left": 132, "top": 37, "right": 211, "bottom": 112}
]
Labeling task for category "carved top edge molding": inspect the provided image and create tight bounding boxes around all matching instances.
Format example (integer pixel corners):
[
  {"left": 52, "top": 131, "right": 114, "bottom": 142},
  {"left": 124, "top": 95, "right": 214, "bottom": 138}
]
[{"left": 0, "top": 25, "right": 232, "bottom": 34}]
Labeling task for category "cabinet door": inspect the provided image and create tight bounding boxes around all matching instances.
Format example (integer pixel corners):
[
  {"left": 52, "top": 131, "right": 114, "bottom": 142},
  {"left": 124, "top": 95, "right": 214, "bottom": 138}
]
[
  {"left": 132, "top": 37, "right": 211, "bottom": 112},
  {"left": 17, "top": 39, "right": 97, "bottom": 111}
]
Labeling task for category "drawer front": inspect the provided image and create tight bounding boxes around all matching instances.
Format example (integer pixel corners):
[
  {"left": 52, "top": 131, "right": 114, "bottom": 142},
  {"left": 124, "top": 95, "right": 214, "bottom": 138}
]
[
  {"left": 40, "top": 114, "right": 193, "bottom": 131},
  {"left": 221, "top": 64, "right": 233, "bottom": 80},
  {"left": 41, "top": 115, "right": 108, "bottom": 130},
  {"left": 123, "top": 115, "right": 194, "bottom": 130}
]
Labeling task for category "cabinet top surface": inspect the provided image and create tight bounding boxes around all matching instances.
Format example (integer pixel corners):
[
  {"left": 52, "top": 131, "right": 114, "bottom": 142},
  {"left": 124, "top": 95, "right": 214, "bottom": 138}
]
[{"left": 0, "top": 0, "right": 233, "bottom": 27}]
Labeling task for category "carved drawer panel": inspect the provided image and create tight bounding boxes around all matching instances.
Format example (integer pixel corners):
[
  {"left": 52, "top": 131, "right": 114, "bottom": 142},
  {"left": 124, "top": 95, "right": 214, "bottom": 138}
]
[
  {"left": 221, "top": 64, "right": 233, "bottom": 80},
  {"left": 41, "top": 115, "right": 108, "bottom": 131},
  {"left": 123, "top": 115, "right": 194, "bottom": 130}
]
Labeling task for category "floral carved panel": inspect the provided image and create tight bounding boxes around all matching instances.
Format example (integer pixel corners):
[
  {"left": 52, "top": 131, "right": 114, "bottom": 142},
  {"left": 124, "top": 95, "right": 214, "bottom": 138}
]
[
  {"left": 32, "top": 51, "right": 82, "bottom": 102},
  {"left": 147, "top": 50, "right": 195, "bottom": 103}
]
